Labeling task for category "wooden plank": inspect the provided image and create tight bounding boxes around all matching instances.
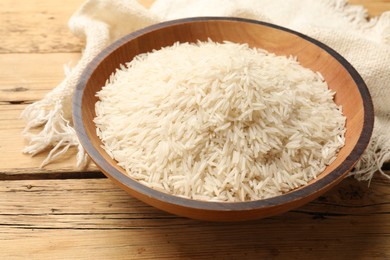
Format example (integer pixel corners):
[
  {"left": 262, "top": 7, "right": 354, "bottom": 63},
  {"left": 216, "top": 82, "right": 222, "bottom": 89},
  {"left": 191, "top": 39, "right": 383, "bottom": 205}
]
[
  {"left": 0, "top": 1, "right": 389, "bottom": 259},
  {"left": 0, "top": 0, "right": 153, "bottom": 54},
  {"left": 0, "top": 0, "right": 84, "bottom": 54},
  {"left": 0, "top": 53, "right": 81, "bottom": 103},
  {"left": 349, "top": 0, "right": 390, "bottom": 16},
  {"left": 0, "top": 176, "right": 389, "bottom": 259}
]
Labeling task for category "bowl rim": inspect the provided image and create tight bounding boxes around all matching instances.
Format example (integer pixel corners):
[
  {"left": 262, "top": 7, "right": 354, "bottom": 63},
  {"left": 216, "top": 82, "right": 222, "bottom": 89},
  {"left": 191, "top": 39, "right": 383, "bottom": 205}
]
[{"left": 73, "top": 17, "right": 374, "bottom": 212}]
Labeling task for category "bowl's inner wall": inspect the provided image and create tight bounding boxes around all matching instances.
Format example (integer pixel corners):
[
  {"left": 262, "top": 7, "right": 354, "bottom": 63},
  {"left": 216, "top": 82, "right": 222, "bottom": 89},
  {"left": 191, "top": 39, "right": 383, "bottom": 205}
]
[{"left": 82, "top": 19, "right": 364, "bottom": 192}]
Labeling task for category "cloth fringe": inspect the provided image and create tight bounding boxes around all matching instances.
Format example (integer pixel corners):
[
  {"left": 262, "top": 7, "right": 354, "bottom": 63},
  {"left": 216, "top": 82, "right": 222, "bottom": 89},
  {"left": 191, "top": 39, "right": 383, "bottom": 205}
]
[
  {"left": 351, "top": 118, "right": 390, "bottom": 182},
  {"left": 21, "top": 0, "right": 158, "bottom": 168}
]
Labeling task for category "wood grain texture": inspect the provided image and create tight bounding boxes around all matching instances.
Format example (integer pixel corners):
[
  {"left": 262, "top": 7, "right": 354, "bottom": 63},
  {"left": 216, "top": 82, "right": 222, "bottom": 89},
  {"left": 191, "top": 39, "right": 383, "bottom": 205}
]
[
  {"left": 0, "top": 0, "right": 84, "bottom": 54},
  {"left": 0, "top": 53, "right": 80, "bottom": 103},
  {"left": 0, "top": 0, "right": 389, "bottom": 258},
  {"left": 0, "top": 176, "right": 389, "bottom": 259},
  {"left": 349, "top": 0, "right": 390, "bottom": 16}
]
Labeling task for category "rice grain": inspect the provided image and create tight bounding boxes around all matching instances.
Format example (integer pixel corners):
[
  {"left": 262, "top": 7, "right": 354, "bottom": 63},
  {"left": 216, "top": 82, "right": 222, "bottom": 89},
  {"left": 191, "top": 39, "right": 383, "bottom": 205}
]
[{"left": 94, "top": 41, "right": 346, "bottom": 202}]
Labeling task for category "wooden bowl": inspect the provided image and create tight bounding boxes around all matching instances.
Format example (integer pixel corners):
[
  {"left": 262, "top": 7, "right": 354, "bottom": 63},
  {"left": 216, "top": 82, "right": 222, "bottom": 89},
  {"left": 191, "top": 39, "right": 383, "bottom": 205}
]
[{"left": 73, "top": 17, "right": 374, "bottom": 221}]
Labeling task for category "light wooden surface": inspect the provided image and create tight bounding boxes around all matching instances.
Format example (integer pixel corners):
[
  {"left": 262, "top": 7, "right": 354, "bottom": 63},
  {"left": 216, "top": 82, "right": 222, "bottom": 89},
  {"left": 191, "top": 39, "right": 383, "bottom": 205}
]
[{"left": 0, "top": 0, "right": 389, "bottom": 258}]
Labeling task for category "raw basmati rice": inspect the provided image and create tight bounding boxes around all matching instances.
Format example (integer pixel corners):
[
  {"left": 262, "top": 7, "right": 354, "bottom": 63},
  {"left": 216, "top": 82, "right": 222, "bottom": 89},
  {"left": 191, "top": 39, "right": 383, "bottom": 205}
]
[{"left": 94, "top": 41, "right": 346, "bottom": 202}]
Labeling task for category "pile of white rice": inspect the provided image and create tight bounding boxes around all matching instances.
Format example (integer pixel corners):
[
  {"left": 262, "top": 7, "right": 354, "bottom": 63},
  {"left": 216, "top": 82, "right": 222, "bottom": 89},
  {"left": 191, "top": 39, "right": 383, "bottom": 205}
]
[{"left": 94, "top": 41, "right": 346, "bottom": 202}]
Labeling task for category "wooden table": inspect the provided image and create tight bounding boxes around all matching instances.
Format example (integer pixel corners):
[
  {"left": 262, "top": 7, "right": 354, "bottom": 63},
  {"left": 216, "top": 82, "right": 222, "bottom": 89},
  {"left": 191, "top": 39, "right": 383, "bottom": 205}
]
[{"left": 1, "top": 0, "right": 389, "bottom": 258}]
